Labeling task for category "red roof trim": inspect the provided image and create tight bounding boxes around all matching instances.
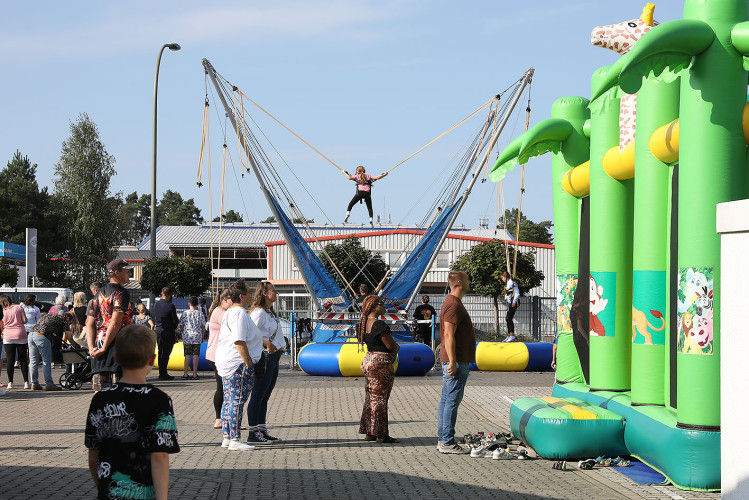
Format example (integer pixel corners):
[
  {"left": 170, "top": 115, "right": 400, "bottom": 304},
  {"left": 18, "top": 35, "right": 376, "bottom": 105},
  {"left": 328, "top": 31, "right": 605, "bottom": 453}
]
[{"left": 265, "top": 229, "right": 554, "bottom": 249}]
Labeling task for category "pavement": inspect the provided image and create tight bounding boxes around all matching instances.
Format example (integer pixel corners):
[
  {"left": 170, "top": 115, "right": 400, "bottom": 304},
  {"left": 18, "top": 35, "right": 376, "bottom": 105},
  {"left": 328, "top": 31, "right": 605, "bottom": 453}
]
[{"left": 0, "top": 358, "right": 719, "bottom": 499}]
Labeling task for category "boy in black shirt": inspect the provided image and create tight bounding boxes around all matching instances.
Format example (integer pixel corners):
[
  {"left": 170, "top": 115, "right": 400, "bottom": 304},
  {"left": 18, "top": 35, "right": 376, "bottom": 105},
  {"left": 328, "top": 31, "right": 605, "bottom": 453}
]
[{"left": 85, "top": 325, "right": 180, "bottom": 500}]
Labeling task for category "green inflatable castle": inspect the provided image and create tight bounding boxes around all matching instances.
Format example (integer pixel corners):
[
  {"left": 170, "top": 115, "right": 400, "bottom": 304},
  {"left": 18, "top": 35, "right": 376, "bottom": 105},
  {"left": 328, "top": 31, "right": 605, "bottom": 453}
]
[{"left": 490, "top": 1, "right": 749, "bottom": 491}]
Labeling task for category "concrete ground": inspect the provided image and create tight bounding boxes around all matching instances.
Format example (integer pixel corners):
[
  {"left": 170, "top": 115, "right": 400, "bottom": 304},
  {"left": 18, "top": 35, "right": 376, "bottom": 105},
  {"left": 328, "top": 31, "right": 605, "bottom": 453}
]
[{"left": 0, "top": 359, "right": 719, "bottom": 499}]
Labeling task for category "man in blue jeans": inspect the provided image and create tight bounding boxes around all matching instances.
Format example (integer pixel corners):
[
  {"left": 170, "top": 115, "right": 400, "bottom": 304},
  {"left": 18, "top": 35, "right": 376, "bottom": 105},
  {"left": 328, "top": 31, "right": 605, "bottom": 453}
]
[{"left": 437, "top": 269, "right": 476, "bottom": 454}]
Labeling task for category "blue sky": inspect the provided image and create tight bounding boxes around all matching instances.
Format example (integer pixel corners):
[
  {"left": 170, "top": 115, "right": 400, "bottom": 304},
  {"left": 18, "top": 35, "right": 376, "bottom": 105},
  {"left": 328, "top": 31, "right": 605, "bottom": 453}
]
[{"left": 1, "top": 1, "right": 685, "bottom": 237}]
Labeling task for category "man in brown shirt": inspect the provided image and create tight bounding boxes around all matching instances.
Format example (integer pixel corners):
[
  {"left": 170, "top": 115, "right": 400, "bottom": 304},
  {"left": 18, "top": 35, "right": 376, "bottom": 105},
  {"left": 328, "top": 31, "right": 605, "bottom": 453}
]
[{"left": 437, "top": 270, "right": 476, "bottom": 454}]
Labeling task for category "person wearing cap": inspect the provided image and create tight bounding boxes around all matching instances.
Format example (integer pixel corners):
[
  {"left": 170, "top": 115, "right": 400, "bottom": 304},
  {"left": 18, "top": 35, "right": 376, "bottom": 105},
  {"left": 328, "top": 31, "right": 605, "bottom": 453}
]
[{"left": 85, "top": 258, "right": 134, "bottom": 392}]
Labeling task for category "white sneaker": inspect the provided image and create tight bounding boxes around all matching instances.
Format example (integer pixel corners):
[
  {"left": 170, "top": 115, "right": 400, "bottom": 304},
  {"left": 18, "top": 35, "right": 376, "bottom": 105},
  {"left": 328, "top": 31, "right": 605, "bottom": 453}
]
[
  {"left": 503, "top": 336, "right": 516, "bottom": 342},
  {"left": 492, "top": 448, "right": 514, "bottom": 460},
  {"left": 228, "top": 439, "right": 255, "bottom": 451},
  {"left": 24, "top": 382, "right": 30, "bottom": 389},
  {"left": 6, "top": 382, "right": 13, "bottom": 390},
  {"left": 221, "top": 437, "right": 231, "bottom": 448},
  {"left": 470, "top": 446, "right": 493, "bottom": 458}
]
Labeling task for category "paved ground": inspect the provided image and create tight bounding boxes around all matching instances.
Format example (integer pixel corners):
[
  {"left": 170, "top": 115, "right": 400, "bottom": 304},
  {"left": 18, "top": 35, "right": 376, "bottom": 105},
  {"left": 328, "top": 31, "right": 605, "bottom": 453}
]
[{"left": 0, "top": 359, "right": 719, "bottom": 499}]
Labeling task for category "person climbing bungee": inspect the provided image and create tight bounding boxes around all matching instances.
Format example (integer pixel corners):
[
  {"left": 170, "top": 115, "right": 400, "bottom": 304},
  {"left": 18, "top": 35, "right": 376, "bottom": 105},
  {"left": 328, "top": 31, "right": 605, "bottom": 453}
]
[{"left": 343, "top": 165, "right": 388, "bottom": 227}]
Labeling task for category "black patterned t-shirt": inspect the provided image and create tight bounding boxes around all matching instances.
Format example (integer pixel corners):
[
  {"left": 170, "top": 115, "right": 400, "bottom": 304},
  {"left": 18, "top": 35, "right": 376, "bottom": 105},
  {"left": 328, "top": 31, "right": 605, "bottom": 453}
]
[{"left": 84, "top": 383, "right": 180, "bottom": 499}]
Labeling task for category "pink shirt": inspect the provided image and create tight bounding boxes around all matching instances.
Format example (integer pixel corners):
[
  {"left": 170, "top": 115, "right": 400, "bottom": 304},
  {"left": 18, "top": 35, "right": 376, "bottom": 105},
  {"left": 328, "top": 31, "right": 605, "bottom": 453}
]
[
  {"left": 2, "top": 305, "right": 27, "bottom": 341},
  {"left": 206, "top": 307, "right": 227, "bottom": 362},
  {"left": 356, "top": 174, "right": 375, "bottom": 192}
]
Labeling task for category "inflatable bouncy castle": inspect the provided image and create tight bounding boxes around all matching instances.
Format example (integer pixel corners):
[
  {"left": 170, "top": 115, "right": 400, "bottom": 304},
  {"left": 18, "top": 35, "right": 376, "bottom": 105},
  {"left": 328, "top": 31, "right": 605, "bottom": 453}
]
[{"left": 490, "top": 1, "right": 749, "bottom": 490}]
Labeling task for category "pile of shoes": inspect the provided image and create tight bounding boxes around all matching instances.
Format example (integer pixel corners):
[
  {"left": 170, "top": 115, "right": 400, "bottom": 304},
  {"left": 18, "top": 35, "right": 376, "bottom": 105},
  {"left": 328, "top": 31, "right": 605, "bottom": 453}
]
[
  {"left": 464, "top": 430, "right": 531, "bottom": 460},
  {"left": 577, "top": 456, "right": 631, "bottom": 470}
]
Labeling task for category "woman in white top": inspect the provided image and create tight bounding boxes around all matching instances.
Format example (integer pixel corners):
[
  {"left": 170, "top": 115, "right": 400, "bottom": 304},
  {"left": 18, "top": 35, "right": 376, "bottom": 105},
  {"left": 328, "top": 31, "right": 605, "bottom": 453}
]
[
  {"left": 245, "top": 281, "right": 285, "bottom": 444},
  {"left": 22, "top": 294, "right": 41, "bottom": 334},
  {"left": 501, "top": 271, "right": 521, "bottom": 342},
  {"left": 214, "top": 279, "right": 263, "bottom": 451}
]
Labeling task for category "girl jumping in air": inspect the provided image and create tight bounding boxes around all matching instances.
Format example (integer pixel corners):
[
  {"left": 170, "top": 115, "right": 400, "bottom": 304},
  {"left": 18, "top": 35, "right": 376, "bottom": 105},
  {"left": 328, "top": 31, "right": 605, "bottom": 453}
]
[{"left": 343, "top": 166, "right": 388, "bottom": 227}]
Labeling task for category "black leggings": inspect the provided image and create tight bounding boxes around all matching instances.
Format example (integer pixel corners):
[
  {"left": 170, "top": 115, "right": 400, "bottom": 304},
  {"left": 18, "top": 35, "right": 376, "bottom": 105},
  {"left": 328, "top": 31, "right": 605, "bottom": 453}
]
[
  {"left": 347, "top": 190, "right": 373, "bottom": 217},
  {"left": 4, "top": 343, "right": 29, "bottom": 383},
  {"left": 506, "top": 303, "right": 519, "bottom": 334},
  {"left": 207, "top": 361, "right": 222, "bottom": 419}
]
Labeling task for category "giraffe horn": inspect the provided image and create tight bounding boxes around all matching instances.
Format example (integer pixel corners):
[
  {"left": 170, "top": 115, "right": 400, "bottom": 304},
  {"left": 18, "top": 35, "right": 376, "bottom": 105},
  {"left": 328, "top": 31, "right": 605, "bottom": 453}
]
[{"left": 641, "top": 3, "right": 655, "bottom": 26}]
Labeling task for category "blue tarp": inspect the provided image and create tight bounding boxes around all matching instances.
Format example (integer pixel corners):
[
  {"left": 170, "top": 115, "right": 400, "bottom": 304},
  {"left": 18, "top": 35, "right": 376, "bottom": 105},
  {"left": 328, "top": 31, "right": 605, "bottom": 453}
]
[
  {"left": 379, "top": 198, "right": 462, "bottom": 309},
  {"left": 269, "top": 191, "right": 353, "bottom": 311}
]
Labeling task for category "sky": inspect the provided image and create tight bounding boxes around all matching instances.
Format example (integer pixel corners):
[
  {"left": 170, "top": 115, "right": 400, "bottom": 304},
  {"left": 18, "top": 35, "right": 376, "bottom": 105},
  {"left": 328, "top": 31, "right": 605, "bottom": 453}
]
[{"left": 1, "top": 1, "right": 686, "bottom": 239}]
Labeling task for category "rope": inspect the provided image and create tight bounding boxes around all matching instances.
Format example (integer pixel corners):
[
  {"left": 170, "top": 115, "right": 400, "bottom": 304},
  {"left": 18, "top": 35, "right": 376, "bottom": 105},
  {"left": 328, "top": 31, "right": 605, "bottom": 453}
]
[
  {"left": 235, "top": 89, "right": 346, "bottom": 173},
  {"left": 511, "top": 87, "right": 532, "bottom": 277},
  {"left": 197, "top": 98, "right": 209, "bottom": 187},
  {"left": 384, "top": 95, "right": 497, "bottom": 174}
]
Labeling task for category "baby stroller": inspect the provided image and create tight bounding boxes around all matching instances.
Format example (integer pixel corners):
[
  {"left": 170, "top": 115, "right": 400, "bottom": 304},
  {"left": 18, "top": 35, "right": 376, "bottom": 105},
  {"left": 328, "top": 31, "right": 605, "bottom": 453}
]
[{"left": 59, "top": 347, "right": 93, "bottom": 390}]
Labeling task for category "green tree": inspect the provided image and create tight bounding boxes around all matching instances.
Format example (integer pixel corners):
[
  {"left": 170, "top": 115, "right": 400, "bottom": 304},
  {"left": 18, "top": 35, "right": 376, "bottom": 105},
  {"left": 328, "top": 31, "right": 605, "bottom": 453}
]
[
  {"left": 261, "top": 215, "right": 314, "bottom": 224},
  {"left": 497, "top": 208, "right": 553, "bottom": 245},
  {"left": 118, "top": 192, "right": 152, "bottom": 245},
  {"left": 0, "top": 151, "right": 52, "bottom": 245},
  {"left": 140, "top": 256, "right": 212, "bottom": 297},
  {"left": 48, "top": 113, "right": 121, "bottom": 288},
  {"left": 321, "top": 236, "right": 389, "bottom": 296},
  {"left": 212, "top": 210, "right": 244, "bottom": 223},
  {"left": 452, "top": 239, "right": 544, "bottom": 334},
  {"left": 157, "top": 190, "right": 203, "bottom": 226},
  {"left": 0, "top": 257, "right": 19, "bottom": 286}
]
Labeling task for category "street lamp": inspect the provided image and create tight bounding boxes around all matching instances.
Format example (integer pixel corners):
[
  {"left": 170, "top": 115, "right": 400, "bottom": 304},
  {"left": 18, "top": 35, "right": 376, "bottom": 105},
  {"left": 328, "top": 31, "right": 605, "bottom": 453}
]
[{"left": 150, "top": 42, "right": 180, "bottom": 304}]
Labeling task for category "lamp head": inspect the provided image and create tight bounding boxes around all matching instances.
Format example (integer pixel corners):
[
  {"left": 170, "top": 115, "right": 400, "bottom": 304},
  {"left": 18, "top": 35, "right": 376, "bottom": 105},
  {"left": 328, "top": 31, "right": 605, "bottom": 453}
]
[{"left": 167, "top": 43, "right": 181, "bottom": 51}]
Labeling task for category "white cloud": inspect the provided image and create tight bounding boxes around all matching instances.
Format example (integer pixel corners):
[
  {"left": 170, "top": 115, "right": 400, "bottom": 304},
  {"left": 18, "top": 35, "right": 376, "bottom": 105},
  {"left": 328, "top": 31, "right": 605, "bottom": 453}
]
[{"left": 0, "top": 0, "right": 410, "bottom": 60}]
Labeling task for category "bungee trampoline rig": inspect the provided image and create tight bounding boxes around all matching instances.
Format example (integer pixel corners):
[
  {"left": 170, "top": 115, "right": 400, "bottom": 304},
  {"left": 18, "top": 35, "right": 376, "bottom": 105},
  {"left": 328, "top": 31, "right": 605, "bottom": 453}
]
[{"left": 198, "top": 58, "right": 537, "bottom": 376}]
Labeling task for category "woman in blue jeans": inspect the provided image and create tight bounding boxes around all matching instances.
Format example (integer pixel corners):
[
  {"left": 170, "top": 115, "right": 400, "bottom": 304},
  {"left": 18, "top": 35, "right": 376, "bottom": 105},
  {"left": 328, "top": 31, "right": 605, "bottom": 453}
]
[
  {"left": 246, "top": 281, "right": 285, "bottom": 444},
  {"left": 28, "top": 312, "right": 77, "bottom": 390}
]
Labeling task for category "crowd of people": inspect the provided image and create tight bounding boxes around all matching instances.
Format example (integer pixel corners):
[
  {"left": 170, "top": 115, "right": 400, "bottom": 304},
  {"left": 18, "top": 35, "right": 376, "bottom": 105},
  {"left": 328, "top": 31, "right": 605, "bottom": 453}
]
[{"left": 2, "top": 257, "right": 485, "bottom": 498}]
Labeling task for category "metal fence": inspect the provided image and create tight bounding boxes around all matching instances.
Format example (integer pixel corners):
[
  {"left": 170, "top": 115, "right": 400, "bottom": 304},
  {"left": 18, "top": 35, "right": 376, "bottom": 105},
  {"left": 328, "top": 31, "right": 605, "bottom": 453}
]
[{"left": 276, "top": 293, "right": 557, "bottom": 343}]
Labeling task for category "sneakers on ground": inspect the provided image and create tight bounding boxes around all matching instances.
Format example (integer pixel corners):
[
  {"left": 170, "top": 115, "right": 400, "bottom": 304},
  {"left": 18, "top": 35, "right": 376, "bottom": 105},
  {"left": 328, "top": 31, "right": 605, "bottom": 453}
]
[
  {"left": 246, "top": 430, "right": 272, "bottom": 445},
  {"left": 6, "top": 382, "right": 13, "bottom": 390},
  {"left": 221, "top": 437, "right": 231, "bottom": 448},
  {"left": 260, "top": 429, "right": 282, "bottom": 442},
  {"left": 31, "top": 383, "right": 43, "bottom": 391},
  {"left": 24, "top": 382, "right": 30, "bottom": 389},
  {"left": 492, "top": 448, "right": 514, "bottom": 460},
  {"left": 611, "top": 457, "right": 630, "bottom": 467},
  {"left": 228, "top": 439, "right": 254, "bottom": 451},
  {"left": 503, "top": 336, "right": 516, "bottom": 342},
  {"left": 470, "top": 446, "right": 494, "bottom": 458},
  {"left": 436, "top": 440, "right": 441, "bottom": 451},
  {"left": 578, "top": 459, "right": 596, "bottom": 470},
  {"left": 552, "top": 460, "right": 567, "bottom": 470},
  {"left": 516, "top": 445, "right": 529, "bottom": 460},
  {"left": 438, "top": 442, "right": 469, "bottom": 455},
  {"left": 43, "top": 385, "right": 62, "bottom": 391}
]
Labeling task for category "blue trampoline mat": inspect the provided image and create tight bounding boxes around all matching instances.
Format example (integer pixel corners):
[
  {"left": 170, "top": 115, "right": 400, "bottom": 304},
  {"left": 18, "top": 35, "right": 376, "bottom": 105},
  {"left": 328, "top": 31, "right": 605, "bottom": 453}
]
[{"left": 612, "top": 460, "right": 666, "bottom": 485}]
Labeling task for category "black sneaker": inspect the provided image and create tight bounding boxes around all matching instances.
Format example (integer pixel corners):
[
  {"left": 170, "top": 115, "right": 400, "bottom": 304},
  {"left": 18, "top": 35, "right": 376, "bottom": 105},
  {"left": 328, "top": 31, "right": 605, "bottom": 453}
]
[
  {"left": 246, "top": 430, "right": 271, "bottom": 445},
  {"left": 158, "top": 374, "right": 174, "bottom": 380},
  {"left": 261, "top": 429, "right": 282, "bottom": 442}
]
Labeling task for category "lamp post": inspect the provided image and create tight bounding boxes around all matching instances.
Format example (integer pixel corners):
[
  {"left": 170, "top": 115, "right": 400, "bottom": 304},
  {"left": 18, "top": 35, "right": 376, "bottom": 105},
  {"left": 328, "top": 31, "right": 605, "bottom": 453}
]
[{"left": 150, "top": 42, "right": 180, "bottom": 305}]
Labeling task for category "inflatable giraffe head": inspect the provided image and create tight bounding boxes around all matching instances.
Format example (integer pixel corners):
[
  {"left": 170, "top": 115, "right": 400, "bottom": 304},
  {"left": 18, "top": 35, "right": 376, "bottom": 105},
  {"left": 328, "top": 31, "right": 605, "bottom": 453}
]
[{"left": 591, "top": 3, "right": 657, "bottom": 56}]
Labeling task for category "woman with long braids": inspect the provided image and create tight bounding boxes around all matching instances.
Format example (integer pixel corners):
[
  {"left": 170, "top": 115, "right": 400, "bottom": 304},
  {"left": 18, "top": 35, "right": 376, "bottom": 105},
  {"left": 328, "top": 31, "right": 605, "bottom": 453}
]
[
  {"left": 357, "top": 294, "right": 400, "bottom": 443},
  {"left": 246, "top": 281, "right": 284, "bottom": 444},
  {"left": 343, "top": 165, "right": 388, "bottom": 227}
]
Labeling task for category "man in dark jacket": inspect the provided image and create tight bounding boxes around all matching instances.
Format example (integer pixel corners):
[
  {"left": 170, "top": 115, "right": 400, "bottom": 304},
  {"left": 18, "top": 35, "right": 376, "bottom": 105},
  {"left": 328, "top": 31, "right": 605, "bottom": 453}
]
[{"left": 153, "top": 287, "right": 179, "bottom": 380}]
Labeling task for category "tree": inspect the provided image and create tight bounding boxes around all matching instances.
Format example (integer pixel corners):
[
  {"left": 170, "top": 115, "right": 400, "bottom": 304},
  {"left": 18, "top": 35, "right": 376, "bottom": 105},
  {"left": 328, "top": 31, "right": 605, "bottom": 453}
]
[
  {"left": 261, "top": 215, "right": 314, "bottom": 224},
  {"left": 497, "top": 208, "right": 553, "bottom": 245},
  {"left": 157, "top": 190, "right": 203, "bottom": 226},
  {"left": 48, "top": 113, "right": 121, "bottom": 288},
  {"left": 0, "top": 151, "right": 52, "bottom": 245},
  {"left": 321, "top": 236, "right": 389, "bottom": 295},
  {"left": 212, "top": 210, "right": 244, "bottom": 223},
  {"left": 118, "top": 192, "right": 152, "bottom": 245},
  {"left": 452, "top": 239, "right": 544, "bottom": 334},
  {"left": 140, "top": 256, "right": 212, "bottom": 297},
  {"left": 0, "top": 257, "right": 19, "bottom": 286}
]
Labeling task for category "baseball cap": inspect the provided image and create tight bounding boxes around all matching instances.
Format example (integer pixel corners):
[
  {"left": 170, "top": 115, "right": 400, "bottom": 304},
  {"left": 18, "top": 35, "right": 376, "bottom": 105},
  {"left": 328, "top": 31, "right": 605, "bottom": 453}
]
[{"left": 107, "top": 258, "right": 133, "bottom": 273}]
